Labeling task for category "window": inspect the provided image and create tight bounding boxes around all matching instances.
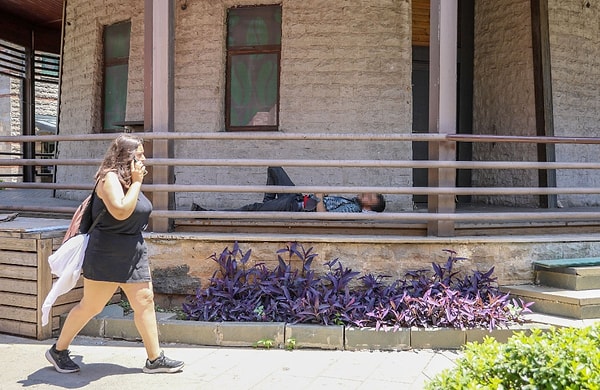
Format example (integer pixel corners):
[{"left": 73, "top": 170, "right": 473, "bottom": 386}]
[
  {"left": 102, "top": 21, "right": 131, "bottom": 132},
  {"left": 0, "top": 40, "right": 59, "bottom": 182},
  {"left": 226, "top": 5, "right": 281, "bottom": 131}
]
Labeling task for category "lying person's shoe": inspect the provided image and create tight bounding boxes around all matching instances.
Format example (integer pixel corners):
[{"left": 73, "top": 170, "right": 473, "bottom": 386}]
[
  {"left": 143, "top": 351, "right": 184, "bottom": 374},
  {"left": 45, "top": 344, "right": 80, "bottom": 373}
]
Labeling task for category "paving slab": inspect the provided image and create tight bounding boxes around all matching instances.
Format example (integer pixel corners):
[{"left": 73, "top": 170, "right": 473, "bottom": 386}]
[{"left": 0, "top": 333, "right": 460, "bottom": 390}]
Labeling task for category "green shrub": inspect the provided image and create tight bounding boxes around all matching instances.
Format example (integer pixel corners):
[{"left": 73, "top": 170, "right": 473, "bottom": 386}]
[{"left": 426, "top": 324, "right": 600, "bottom": 389}]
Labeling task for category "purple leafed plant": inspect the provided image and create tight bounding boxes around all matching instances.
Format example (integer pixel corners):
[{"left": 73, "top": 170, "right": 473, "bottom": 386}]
[{"left": 182, "top": 243, "right": 533, "bottom": 330}]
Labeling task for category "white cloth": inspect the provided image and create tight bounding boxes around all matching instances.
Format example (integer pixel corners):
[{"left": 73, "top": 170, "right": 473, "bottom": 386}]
[{"left": 41, "top": 234, "right": 89, "bottom": 326}]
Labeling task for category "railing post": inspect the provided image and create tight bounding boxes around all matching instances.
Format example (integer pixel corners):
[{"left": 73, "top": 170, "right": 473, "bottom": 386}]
[
  {"left": 146, "top": 0, "right": 175, "bottom": 232},
  {"left": 531, "top": 0, "right": 557, "bottom": 209},
  {"left": 427, "top": 0, "right": 457, "bottom": 237}
]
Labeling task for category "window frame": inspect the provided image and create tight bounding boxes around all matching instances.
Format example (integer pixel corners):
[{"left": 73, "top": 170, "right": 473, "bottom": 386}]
[
  {"left": 225, "top": 5, "right": 281, "bottom": 132},
  {"left": 101, "top": 20, "right": 131, "bottom": 133}
]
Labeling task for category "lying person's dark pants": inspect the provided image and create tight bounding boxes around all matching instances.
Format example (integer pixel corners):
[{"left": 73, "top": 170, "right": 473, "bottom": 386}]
[
  {"left": 232, "top": 193, "right": 302, "bottom": 212},
  {"left": 193, "top": 167, "right": 317, "bottom": 212},
  {"left": 262, "top": 166, "right": 297, "bottom": 202}
]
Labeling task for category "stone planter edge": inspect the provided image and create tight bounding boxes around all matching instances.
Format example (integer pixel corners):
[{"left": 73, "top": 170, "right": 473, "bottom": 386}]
[{"left": 71, "top": 306, "right": 551, "bottom": 351}]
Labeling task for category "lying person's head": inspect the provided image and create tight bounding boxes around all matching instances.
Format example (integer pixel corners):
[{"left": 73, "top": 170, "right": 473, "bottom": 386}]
[{"left": 358, "top": 193, "right": 386, "bottom": 212}]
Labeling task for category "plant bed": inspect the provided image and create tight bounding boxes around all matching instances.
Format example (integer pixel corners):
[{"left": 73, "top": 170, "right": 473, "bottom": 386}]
[{"left": 181, "top": 242, "right": 533, "bottom": 331}]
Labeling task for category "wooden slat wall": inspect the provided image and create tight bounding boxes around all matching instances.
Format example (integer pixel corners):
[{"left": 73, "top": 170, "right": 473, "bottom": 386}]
[
  {"left": 0, "top": 231, "right": 121, "bottom": 339},
  {"left": 413, "top": 0, "right": 430, "bottom": 47},
  {"left": 0, "top": 229, "right": 83, "bottom": 339}
]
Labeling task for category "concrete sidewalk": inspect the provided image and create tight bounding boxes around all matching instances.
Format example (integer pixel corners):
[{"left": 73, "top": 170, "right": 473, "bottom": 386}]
[{"left": 0, "top": 333, "right": 459, "bottom": 390}]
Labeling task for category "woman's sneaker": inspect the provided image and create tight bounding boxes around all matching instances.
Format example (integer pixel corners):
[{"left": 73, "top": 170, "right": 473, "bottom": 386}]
[
  {"left": 45, "top": 344, "right": 80, "bottom": 373},
  {"left": 143, "top": 351, "right": 184, "bottom": 374}
]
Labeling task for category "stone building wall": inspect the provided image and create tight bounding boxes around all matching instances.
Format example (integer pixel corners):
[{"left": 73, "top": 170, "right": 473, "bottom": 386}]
[
  {"left": 0, "top": 76, "right": 18, "bottom": 178},
  {"left": 56, "top": 0, "right": 414, "bottom": 210},
  {"left": 56, "top": 0, "right": 146, "bottom": 197},
  {"left": 145, "top": 232, "right": 600, "bottom": 297},
  {"left": 471, "top": 0, "right": 600, "bottom": 208},
  {"left": 471, "top": 0, "right": 538, "bottom": 207},
  {"left": 548, "top": 0, "right": 600, "bottom": 207}
]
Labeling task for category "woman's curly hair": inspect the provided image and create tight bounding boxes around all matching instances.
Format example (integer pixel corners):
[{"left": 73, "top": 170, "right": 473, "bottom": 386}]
[{"left": 95, "top": 135, "right": 143, "bottom": 188}]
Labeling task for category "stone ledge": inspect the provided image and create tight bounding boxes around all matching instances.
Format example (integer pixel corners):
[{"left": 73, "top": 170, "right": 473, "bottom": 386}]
[
  {"left": 71, "top": 305, "right": 551, "bottom": 351},
  {"left": 146, "top": 231, "right": 600, "bottom": 245}
]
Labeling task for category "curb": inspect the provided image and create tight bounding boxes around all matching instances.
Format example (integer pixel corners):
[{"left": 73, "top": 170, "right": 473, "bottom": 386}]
[{"left": 70, "top": 305, "right": 550, "bottom": 351}]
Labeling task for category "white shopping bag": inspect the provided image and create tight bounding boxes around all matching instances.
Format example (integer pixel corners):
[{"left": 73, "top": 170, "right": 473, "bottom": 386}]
[{"left": 41, "top": 234, "right": 90, "bottom": 326}]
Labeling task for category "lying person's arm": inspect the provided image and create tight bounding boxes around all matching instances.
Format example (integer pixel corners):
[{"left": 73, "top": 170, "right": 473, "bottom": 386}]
[{"left": 314, "top": 193, "right": 327, "bottom": 212}]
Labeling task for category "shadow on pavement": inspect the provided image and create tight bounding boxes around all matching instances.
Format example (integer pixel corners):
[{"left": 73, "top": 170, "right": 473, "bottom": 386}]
[{"left": 18, "top": 354, "right": 144, "bottom": 389}]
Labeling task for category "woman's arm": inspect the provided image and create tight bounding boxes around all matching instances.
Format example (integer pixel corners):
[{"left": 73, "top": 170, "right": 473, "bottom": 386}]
[{"left": 97, "top": 161, "right": 144, "bottom": 220}]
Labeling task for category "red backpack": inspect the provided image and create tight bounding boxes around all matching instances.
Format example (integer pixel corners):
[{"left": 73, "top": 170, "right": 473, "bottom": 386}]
[
  {"left": 62, "top": 194, "right": 93, "bottom": 244},
  {"left": 62, "top": 182, "right": 105, "bottom": 243}
]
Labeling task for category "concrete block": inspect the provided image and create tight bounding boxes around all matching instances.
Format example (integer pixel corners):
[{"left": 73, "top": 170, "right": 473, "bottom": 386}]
[
  {"left": 77, "top": 317, "right": 105, "bottom": 337},
  {"left": 285, "top": 324, "right": 344, "bottom": 350},
  {"left": 466, "top": 323, "right": 552, "bottom": 344},
  {"left": 345, "top": 327, "right": 410, "bottom": 351},
  {"left": 536, "top": 269, "right": 600, "bottom": 290},
  {"left": 410, "top": 327, "right": 465, "bottom": 349},
  {"left": 216, "top": 322, "right": 286, "bottom": 348},
  {"left": 104, "top": 316, "right": 141, "bottom": 341},
  {"left": 158, "top": 319, "right": 219, "bottom": 345},
  {"left": 95, "top": 304, "right": 124, "bottom": 318},
  {"left": 503, "top": 284, "right": 600, "bottom": 319},
  {"left": 466, "top": 327, "right": 521, "bottom": 344}
]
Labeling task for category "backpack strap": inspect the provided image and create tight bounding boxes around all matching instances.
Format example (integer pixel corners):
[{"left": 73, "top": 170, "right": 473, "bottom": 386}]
[{"left": 87, "top": 181, "right": 106, "bottom": 234}]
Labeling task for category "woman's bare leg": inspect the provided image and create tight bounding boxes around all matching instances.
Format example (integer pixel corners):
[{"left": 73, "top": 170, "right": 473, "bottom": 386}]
[
  {"left": 56, "top": 278, "right": 119, "bottom": 350},
  {"left": 120, "top": 281, "right": 160, "bottom": 360}
]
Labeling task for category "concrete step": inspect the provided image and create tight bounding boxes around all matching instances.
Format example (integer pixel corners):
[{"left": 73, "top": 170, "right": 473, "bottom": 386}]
[
  {"left": 535, "top": 266, "right": 600, "bottom": 290},
  {"left": 502, "top": 284, "right": 600, "bottom": 320},
  {"left": 522, "top": 312, "right": 600, "bottom": 329},
  {"left": 533, "top": 257, "right": 600, "bottom": 290}
]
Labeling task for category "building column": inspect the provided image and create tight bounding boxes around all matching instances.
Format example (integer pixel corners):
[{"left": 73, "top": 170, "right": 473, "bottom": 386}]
[
  {"left": 145, "top": 0, "right": 174, "bottom": 232},
  {"left": 427, "top": 0, "right": 458, "bottom": 236}
]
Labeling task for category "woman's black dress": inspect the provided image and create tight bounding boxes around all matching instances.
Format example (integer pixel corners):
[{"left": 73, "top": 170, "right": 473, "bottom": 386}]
[{"left": 82, "top": 189, "right": 152, "bottom": 283}]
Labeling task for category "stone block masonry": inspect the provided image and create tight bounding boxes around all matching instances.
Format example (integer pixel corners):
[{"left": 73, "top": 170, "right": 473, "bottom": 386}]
[{"left": 56, "top": 0, "right": 414, "bottom": 211}]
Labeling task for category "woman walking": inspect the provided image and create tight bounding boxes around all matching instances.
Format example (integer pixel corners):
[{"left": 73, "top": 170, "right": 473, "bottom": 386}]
[{"left": 46, "top": 135, "right": 184, "bottom": 374}]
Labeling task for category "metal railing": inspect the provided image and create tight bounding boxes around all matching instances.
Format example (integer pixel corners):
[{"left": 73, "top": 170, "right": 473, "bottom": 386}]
[{"left": 1, "top": 132, "right": 600, "bottom": 236}]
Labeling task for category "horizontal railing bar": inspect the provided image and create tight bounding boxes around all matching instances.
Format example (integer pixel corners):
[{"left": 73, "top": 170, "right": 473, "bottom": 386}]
[
  {"left": 1, "top": 159, "right": 100, "bottom": 166},
  {"left": 2, "top": 182, "right": 600, "bottom": 195},
  {"left": 0, "top": 183, "right": 92, "bottom": 190},
  {"left": 143, "top": 185, "right": 600, "bottom": 195},
  {"left": 447, "top": 134, "right": 600, "bottom": 144},
  {"left": 0, "top": 132, "right": 444, "bottom": 143},
  {"left": 154, "top": 210, "right": 600, "bottom": 222},
  {"left": 3, "top": 132, "right": 600, "bottom": 144},
  {"left": 147, "top": 158, "right": 600, "bottom": 169},
  {"left": 4, "top": 158, "right": 600, "bottom": 170},
  {"left": 132, "top": 159, "right": 600, "bottom": 169}
]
